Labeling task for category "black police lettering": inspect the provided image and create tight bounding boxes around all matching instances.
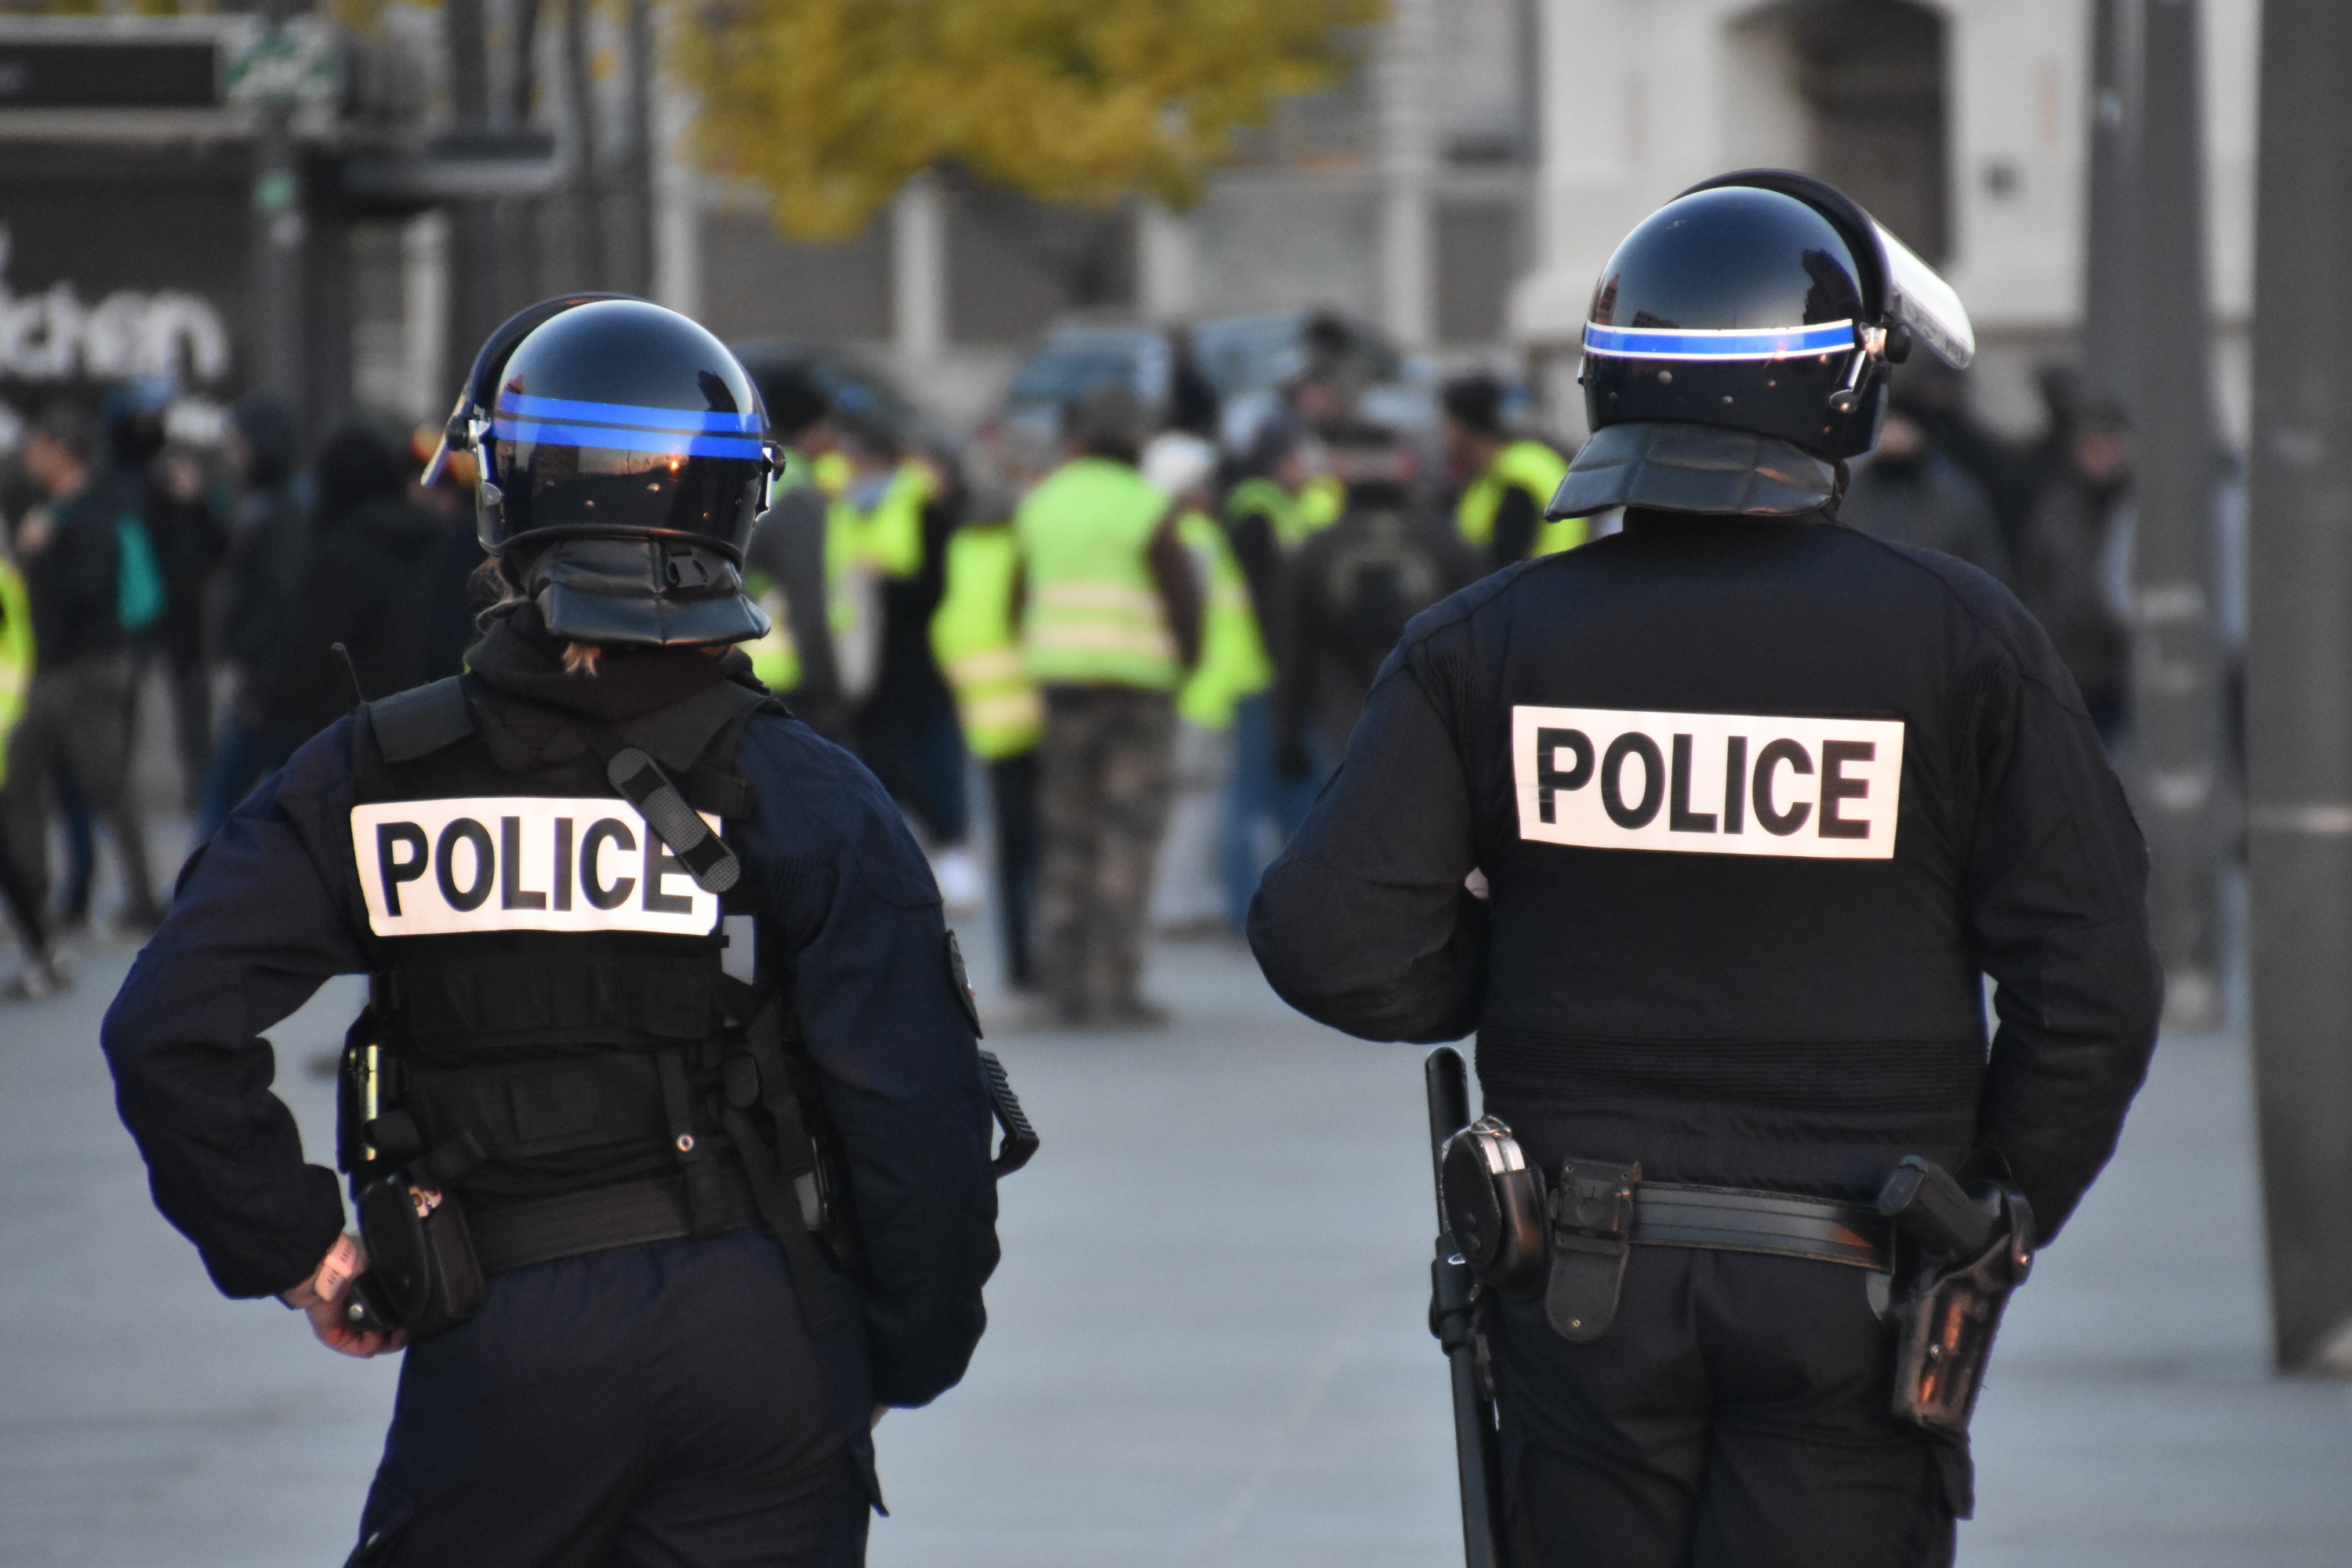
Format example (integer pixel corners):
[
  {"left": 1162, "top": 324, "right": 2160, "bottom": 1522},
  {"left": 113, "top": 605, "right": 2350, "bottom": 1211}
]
[
  {"left": 1752, "top": 740, "right": 1813, "bottom": 837},
  {"left": 377, "top": 823, "right": 429, "bottom": 916},
  {"left": 552, "top": 818, "right": 574, "bottom": 912},
  {"left": 1600, "top": 733, "right": 1665, "bottom": 829},
  {"left": 1669, "top": 734, "right": 1717, "bottom": 833},
  {"left": 501, "top": 817, "right": 548, "bottom": 910},
  {"left": 582, "top": 818, "right": 637, "bottom": 910},
  {"left": 436, "top": 819, "right": 496, "bottom": 911},
  {"left": 1512, "top": 705, "right": 1904, "bottom": 859},
  {"left": 1819, "top": 740, "right": 1875, "bottom": 839},
  {"left": 643, "top": 833, "right": 694, "bottom": 915},
  {"left": 350, "top": 797, "right": 724, "bottom": 934},
  {"left": 1534, "top": 728, "right": 1594, "bottom": 824}
]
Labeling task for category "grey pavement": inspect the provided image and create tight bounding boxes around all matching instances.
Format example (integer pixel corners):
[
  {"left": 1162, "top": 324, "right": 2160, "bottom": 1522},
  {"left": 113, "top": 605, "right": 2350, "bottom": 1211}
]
[{"left": 3, "top": 898, "right": 2350, "bottom": 1566}]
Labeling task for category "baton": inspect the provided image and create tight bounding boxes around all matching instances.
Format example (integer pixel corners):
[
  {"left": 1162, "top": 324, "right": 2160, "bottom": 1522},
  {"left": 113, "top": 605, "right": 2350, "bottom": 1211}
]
[{"left": 1426, "top": 1046, "right": 1507, "bottom": 1568}]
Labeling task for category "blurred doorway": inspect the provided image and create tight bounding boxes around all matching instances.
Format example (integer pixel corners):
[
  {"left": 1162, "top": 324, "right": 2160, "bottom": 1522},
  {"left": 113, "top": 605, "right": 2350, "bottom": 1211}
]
[{"left": 1723, "top": 0, "right": 1950, "bottom": 262}]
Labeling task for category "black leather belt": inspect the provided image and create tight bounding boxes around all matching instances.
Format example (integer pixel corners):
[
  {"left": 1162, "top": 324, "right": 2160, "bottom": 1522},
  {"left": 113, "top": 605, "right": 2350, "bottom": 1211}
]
[
  {"left": 1632, "top": 1181, "right": 1889, "bottom": 1271},
  {"left": 467, "top": 1169, "right": 761, "bottom": 1276}
]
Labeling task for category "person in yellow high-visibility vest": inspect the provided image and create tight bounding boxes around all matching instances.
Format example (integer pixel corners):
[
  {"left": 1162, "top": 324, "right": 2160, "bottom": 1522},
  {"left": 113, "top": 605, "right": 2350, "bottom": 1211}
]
[
  {"left": 832, "top": 415, "right": 980, "bottom": 908},
  {"left": 1217, "top": 419, "right": 1328, "bottom": 930},
  {"left": 931, "top": 510, "right": 1045, "bottom": 988},
  {"left": 0, "top": 510, "right": 67, "bottom": 999},
  {"left": 1140, "top": 433, "right": 1268, "bottom": 936},
  {"left": 739, "top": 369, "right": 855, "bottom": 741},
  {"left": 1443, "top": 373, "right": 1582, "bottom": 573},
  {"left": 1014, "top": 385, "right": 1202, "bottom": 1026}
]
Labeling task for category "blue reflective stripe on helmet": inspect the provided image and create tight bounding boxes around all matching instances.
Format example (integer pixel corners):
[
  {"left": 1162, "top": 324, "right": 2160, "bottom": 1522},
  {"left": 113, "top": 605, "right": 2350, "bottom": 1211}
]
[
  {"left": 1581, "top": 320, "right": 1858, "bottom": 361},
  {"left": 492, "top": 419, "right": 768, "bottom": 460},
  {"left": 496, "top": 392, "right": 763, "bottom": 434}
]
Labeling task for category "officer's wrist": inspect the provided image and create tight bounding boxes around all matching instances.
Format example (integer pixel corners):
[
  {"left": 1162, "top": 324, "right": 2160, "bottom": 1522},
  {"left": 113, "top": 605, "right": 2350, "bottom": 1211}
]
[{"left": 280, "top": 1232, "right": 363, "bottom": 1310}]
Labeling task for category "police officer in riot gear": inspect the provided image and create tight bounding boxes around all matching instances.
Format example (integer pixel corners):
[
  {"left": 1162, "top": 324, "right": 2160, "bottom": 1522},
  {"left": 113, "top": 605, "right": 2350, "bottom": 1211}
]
[
  {"left": 103, "top": 296, "right": 1006, "bottom": 1566},
  {"left": 1250, "top": 173, "right": 2161, "bottom": 1566}
]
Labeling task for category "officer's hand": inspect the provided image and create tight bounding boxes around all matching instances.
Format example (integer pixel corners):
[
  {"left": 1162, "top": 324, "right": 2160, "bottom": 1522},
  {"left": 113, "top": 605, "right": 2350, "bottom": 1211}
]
[{"left": 281, "top": 1234, "right": 405, "bottom": 1359}]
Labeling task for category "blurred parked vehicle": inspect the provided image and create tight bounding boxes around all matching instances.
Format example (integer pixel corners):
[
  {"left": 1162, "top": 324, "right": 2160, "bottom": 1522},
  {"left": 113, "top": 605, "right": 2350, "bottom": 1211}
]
[{"left": 978, "top": 310, "right": 1441, "bottom": 491}]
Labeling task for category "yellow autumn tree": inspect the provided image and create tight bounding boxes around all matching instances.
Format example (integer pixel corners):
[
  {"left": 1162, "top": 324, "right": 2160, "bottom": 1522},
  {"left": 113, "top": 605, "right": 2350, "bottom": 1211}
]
[{"left": 670, "top": 0, "right": 1386, "bottom": 242}]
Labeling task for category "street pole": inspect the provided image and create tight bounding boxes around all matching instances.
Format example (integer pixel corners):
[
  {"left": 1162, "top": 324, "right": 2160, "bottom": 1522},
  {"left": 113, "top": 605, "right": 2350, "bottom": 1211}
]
[
  {"left": 2244, "top": 0, "right": 2352, "bottom": 1376},
  {"left": 621, "top": 0, "right": 656, "bottom": 297},
  {"left": 248, "top": 0, "right": 306, "bottom": 415},
  {"left": 443, "top": 0, "right": 499, "bottom": 394},
  {"left": 2082, "top": 0, "right": 2138, "bottom": 406},
  {"left": 2125, "top": 0, "right": 2226, "bottom": 1032}
]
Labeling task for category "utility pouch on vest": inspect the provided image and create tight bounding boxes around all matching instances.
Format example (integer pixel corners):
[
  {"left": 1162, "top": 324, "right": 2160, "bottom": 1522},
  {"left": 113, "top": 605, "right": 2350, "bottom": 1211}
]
[
  {"left": 350, "top": 1164, "right": 486, "bottom": 1341},
  {"left": 1879, "top": 1158, "right": 2034, "bottom": 1439},
  {"left": 1544, "top": 1158, "right": 1642, "bottom": 1343}
]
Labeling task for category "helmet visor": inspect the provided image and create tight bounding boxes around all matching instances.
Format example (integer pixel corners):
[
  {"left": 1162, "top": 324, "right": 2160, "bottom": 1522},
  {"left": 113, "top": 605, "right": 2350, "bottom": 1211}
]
[
  {"left": 1875, "top": 221, "right": 1974, "bottom": 369},
  {"left": 488, "top": 393, "right": 769, "bottom": 553}
]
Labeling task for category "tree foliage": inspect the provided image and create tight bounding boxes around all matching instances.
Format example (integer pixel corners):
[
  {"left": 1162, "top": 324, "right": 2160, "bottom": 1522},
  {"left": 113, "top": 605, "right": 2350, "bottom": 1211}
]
[{"left": 670, "top": 0, "right": 1385, "bottom": 243}]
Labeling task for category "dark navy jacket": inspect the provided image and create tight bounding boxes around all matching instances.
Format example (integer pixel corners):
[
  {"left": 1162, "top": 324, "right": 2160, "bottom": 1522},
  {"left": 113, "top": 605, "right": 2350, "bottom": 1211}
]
[
  {"left": 105, "top": 696, "right": 999, "bottom": 1409},
  {"left": 1250, "top": 509, "right": 2161, "bottom": 1242}
]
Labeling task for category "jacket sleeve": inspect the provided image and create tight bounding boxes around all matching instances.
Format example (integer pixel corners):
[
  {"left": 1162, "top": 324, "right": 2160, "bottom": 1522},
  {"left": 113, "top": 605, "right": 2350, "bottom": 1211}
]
[
  {"left": 100, "top": 725, "right": 367, "bottom": 1298},
  {"left": 754, "top": 728, "right": 1000, "bottom": 1406},
  {"left": 1249, "top": 641, "right": 1490, "bottom": 1041},
  {"left": 1963, "top": 637, "right": 2163, "bottom": 1243}
]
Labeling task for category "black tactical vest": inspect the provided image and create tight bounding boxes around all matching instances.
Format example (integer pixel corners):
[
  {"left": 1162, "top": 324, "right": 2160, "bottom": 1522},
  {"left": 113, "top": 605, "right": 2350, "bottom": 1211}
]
[{"left": 337, "top": 671, "right": 850, "bottom": 1326}]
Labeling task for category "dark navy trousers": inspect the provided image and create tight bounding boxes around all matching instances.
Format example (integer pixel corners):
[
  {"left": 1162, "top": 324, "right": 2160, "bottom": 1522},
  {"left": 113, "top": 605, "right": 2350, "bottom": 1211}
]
[
  {"left": 350, "top": 1231, "right": 876, "bottom": 1567},
  {"left": 1492, "top": 1247, "right": 1958, "bottom": 1568}
]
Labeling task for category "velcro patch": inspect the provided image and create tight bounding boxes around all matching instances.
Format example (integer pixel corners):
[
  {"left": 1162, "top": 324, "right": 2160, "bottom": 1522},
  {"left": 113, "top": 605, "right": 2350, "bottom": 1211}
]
[
  {"left": 1512, "top": 706, "right": 1904, "bottom": 859},
  {"left": 350, "top": 797, "right": 722, "bottom": 936}
]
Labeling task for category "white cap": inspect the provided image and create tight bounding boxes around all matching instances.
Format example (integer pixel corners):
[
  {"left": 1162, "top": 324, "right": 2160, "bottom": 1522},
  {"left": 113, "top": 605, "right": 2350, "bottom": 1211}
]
[{"left": 1142, "top": 431, "right": 1218, "bottom": 499}]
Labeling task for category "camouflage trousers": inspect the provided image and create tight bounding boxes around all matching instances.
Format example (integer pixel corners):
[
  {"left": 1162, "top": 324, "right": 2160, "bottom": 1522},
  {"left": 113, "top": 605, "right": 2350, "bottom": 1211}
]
[{"left": 1036, "top": 685, "right": 1176, "bottom": 1022}]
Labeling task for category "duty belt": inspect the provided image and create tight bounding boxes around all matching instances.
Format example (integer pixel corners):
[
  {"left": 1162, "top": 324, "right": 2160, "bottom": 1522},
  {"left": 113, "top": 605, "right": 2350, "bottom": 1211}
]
[
  {"left": 1544, "top": 1160, "right": 1890, "bottom": 1343},
  {"left": 467, "top": 1167, "right": 761, "bottom": 1276},
  {"left": 1630, "top": 1182, "right": 1889, "bottom": 1271}
]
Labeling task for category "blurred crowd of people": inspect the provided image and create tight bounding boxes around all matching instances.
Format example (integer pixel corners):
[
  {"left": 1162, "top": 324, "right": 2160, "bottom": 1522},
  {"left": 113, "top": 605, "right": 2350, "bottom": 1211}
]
[
  {"left": 0, "top": 346, "right": 2139, "bottom": 1018},
  {"left": 0, "top": 385, "right": 485, "bottom": 999}
]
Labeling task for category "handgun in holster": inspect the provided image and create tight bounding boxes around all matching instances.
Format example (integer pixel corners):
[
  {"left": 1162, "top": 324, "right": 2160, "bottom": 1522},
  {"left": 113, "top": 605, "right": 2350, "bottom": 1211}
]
[
  {"left": 1875, "top": 1154, "right": 2035, "bottom": 1439},
  {"left": 334, "top": 1000, "right": 487, "bottom": 1341}
]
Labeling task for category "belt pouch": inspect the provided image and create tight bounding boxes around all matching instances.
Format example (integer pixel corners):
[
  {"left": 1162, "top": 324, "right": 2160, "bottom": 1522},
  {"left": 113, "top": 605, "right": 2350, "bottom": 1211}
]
[
  {"left": 354, "top": 1173, "right": 486, "bottom": 1341},
  {"left": 1544, "top": 1158, "right": 1642, "bottom": 1343}
]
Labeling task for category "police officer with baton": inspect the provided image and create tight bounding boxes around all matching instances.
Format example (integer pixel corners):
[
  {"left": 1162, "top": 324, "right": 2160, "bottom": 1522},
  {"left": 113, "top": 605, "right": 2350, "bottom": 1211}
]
[
  {"left": 1251, "top": 173, "right": 2161, "bottom": 1566},
  {"left": 103, "top": 297, "right": 1018, "bottom": 1566}
]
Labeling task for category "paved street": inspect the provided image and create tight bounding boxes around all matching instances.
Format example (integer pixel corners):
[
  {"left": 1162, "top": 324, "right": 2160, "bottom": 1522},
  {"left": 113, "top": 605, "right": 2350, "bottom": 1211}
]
[{"left": 4, "top": 891, "right": 2350, "bottom": 1566}]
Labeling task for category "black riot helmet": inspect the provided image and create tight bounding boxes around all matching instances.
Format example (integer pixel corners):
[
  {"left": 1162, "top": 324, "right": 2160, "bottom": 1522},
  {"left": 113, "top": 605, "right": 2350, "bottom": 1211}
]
[
  {"left": 429, "top": 296, "right": 782, "bottom": 647},
  {"left": 1553, "top": 170, "right": 1974, "bottom": 520}
]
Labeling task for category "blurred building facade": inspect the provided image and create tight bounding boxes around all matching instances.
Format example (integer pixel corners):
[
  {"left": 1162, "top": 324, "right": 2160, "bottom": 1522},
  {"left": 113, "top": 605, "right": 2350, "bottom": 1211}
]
[{"left": 1510, "top": 0, "right": 2259, "bottom": 442}]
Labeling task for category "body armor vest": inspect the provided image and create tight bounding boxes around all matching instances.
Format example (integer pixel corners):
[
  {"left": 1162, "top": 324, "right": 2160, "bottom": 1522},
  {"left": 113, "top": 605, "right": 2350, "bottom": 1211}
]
[{"left": 336, "top": 671, "right": 851, "bottom": 1335}]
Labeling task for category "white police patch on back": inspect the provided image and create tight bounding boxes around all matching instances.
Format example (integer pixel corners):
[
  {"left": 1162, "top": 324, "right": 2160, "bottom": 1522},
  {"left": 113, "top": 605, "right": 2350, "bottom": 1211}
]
[
  {"left": 350, "top": 797, "right": 722, "bottom": 937},
  {"left": 1512, "top": 706, "right": 1904, "bottom": 859}
]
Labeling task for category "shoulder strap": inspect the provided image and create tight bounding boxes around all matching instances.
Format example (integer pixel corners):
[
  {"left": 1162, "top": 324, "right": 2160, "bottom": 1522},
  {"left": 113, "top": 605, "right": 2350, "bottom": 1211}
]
[
  {"left": 367, "top": 676, "right": 477, "bottom": 764},
  {"left": 612, "top": 677, "right": 770, "bottom": 774}
]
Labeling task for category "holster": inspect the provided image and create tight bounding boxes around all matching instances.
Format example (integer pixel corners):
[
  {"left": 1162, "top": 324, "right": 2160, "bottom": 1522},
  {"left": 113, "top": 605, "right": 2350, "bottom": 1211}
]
[
  {"left": 1887, "top": 1187, "right": 2034, "bottom": 1438},
  {"left": 350, "top": 1171, "right": 486, "bottom": 1341},
  {"left": 1543, "top": 1159, "right": 1642, "bottom": 1343}
]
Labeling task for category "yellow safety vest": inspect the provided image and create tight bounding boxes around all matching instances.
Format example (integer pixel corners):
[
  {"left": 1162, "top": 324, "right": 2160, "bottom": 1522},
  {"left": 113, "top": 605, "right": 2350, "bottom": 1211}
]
[
  {"left": 931, "top": 523, "right": 1044, "bottom": 760},
  {"left": 829, "top": 460, "right": 934, "bottom": 583},
  {"left": 0, "top": 556, "right": 29, "bottom": 788},
  {"left": 1014, "top": 456, "right": 1178, "bottom": 691},
  {"left": 1174, "top": 510, "right": 1272, "bottom": 730},
  {"left": 1457, "top": 438, "right": 1584, "bottom": 558},
  {"left": 742, "top": 570, "right": 799, "bottom": 695},
  {"left": 1294, "top": 474, "right": 1345, "bottom": 544}
]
